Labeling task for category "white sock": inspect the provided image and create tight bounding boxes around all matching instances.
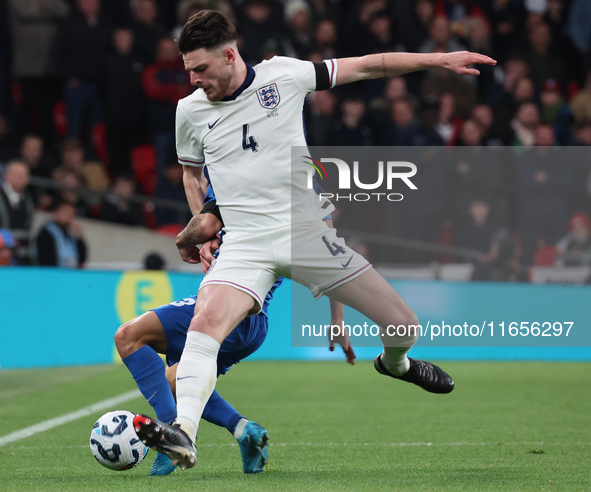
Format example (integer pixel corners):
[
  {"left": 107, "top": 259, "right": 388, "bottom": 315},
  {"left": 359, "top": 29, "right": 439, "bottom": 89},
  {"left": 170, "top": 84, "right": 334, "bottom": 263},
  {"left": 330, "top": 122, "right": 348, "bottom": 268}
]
[
  {"left": 381, "top": 347, "right": 410, "bottom": 376},
  {"left": 175, "top": 331, "right": 220, "bottom": 442},
  {"left": 233, "top": 418, "right": 248, "bottom": 440}
]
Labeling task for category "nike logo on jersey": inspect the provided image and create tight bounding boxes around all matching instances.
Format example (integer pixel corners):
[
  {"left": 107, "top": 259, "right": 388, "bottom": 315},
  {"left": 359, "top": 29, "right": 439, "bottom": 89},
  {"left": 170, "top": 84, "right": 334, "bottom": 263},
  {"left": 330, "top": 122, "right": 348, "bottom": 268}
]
[
  {"left": 208, "top": 117, "right": 222, "bottom": 129},
  {"left": 341, "top": 255, "right": 354, "bottom": 268},
  {"left": 177, "top": 376, "right": 199, "bottom": 381}
]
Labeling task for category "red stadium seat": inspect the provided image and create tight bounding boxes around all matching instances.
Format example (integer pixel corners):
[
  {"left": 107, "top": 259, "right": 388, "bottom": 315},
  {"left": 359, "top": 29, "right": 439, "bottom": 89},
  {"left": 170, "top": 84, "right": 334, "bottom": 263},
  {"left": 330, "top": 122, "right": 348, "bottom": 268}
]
[
  {"left": 533, "top": 245, "right": 558, "bottom": 266},
  {"left": 92, "top": 123, "right": 109, "bottom": 166},
  {"left": 131, "top": 144, "right": 157, "bottom": 196},
  {"left": 52, "top": 100, "right": 68, "bottom": 138}
]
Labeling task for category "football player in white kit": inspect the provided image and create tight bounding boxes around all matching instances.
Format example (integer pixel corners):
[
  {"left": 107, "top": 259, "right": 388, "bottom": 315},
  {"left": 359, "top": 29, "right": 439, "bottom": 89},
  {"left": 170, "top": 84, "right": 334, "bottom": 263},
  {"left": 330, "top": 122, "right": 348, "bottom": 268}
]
[{"left": 134, "top": 10, "right": 497, "bottom": 469}]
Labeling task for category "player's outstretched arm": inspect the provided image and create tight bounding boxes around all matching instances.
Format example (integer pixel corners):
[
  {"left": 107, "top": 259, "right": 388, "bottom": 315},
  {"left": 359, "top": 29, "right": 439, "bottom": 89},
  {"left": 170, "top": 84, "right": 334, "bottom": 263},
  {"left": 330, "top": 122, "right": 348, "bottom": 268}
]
[
  {"left": 183, "top": 165, "right": 209, "bottom": 215},
  {"left": 335, "top": 51, "right": 496, "bottom": 86}
]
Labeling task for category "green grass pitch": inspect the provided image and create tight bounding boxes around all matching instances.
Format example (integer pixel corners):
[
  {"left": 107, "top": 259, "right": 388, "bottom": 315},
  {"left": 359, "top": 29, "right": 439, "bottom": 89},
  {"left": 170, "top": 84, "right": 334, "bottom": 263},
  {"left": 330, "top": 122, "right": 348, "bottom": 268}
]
[{"left": 0, "top": 361, "right": 590, "bottom": 491}]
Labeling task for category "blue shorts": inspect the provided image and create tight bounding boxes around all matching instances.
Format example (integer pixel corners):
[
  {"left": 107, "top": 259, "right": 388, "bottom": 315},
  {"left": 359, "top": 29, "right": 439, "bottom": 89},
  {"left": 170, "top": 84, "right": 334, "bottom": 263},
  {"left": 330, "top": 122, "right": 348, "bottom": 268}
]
[{"left": 151, "top": 295, "right": 268, "bottom": 376}]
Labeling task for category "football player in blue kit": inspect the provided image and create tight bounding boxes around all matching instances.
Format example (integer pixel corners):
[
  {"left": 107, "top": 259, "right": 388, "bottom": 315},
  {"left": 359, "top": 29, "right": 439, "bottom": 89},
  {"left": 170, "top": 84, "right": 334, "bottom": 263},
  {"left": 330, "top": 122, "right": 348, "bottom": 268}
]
[{"left": 116, "top": 185, "right": 353, "bottom": 476}]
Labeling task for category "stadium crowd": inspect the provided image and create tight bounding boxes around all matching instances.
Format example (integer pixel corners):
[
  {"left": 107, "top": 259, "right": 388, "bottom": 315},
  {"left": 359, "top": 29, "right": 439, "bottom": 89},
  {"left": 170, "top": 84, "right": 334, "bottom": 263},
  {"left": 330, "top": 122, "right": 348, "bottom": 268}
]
[{"left": 0, "top": 0, "right": 591, "bottom": 275}]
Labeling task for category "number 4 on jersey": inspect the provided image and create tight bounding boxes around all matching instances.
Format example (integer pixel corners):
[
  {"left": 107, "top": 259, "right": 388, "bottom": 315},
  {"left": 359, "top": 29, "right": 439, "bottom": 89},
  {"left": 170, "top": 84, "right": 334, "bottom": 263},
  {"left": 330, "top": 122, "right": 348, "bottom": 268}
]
[
  {"left": 322, "top": 235, "right": 346, "bottom": 256},
  {"left": 242, "top": 124, "right": 259, "bottom": 152}
]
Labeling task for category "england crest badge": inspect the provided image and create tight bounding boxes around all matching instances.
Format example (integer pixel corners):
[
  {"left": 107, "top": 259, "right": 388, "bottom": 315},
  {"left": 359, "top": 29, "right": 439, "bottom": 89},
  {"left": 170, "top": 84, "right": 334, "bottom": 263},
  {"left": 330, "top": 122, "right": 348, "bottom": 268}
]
[{"left": 256, "top": 83, "right": 280, "bottom": 109}]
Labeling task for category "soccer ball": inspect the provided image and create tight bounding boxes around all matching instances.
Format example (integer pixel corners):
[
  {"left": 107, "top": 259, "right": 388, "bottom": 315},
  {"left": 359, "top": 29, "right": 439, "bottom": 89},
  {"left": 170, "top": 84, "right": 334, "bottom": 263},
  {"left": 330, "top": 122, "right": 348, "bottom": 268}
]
[{"left": 89, "top": 410, "right": 149, "bottom": 471}]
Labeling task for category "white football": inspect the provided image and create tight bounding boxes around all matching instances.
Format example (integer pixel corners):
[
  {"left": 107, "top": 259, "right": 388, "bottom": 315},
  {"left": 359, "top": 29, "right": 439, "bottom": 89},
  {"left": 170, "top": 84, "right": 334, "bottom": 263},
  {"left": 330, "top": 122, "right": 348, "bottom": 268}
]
[{"left": 89, "top": 410, "right": 149, "bottom": 471}]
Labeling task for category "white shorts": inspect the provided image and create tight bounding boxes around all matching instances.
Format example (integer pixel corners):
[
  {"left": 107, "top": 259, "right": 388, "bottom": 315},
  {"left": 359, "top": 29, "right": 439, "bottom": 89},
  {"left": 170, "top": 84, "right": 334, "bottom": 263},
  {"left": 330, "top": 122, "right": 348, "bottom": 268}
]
[
  {"left": 198, "top": 222, "right": 371, "bottom": 311},
  {"left": 291, "top": 220, "right": 371, "bottom": 299}
]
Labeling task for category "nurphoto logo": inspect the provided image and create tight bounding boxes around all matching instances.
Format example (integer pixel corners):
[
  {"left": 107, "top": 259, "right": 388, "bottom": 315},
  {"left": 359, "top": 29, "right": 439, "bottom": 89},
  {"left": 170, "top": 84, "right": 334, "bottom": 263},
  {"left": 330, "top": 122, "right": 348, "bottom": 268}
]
[{"left": 304, "top": 156, "right": 417, "bottom": 202}]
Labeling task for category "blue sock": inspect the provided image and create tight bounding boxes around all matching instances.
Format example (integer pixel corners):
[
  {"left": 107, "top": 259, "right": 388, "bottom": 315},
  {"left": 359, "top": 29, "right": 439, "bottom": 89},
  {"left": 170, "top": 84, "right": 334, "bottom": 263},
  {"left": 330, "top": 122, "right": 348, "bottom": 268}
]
[
  {"left": 202, "top": 389, "right": 243, "bottom": 435},
  {"left": 122, "top": 346, "right": 177, "bottom": 423}
]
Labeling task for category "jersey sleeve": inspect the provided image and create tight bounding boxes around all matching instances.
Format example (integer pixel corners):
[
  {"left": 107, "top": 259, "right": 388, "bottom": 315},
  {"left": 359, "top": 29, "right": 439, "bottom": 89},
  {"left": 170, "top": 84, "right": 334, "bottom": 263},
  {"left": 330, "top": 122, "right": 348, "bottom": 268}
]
[
  {"left": 176, "top": 102, "right": 204, "bottom": 167},
  {"left": 273, "top": 57, "right": 338, "bottom": 94}
]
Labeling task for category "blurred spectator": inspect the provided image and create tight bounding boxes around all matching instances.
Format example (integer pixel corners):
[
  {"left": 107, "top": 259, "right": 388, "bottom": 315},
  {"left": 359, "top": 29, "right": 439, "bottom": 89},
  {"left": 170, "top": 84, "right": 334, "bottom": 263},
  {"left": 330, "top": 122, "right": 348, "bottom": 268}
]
[
  {"left": 556, "top": 212, "right": 591, "bottom": 265},
  {"left": 285, "top": 0, "right": 313, "bottom": 59},
  {"left": 379, "top": 98, "right": 419, "bottom": 146},
  {"left": 100, "top": 175, "right": 144, "bottom": 226},
  {"left": 411, "top": 96, "right": 444, "bottom": 147},
  {"left": 434, "top": 92, "right": 462, "bottom": 145},
  {"left": 510, "top": 102, "right": 540, "bottom": 147},
  {"left": 569, "top": 71, "right": 591, "bottom": 125},
  {"left": 493, "top": 76, "right": 536, "bottom": 142},
  {"left": 418, "top": 15, "right": 467, "bottom": 54},
  {"left": 539, "top": 79, "right": 573, "bottom": 146},
  {"left": 359, "top": 10, "right": 396, "bottom": 55},
  {"left": 18, "top": 134, "right": 54, "bottom": 179},
  {"left": 0, "top": 159, "right": 34, "bottom": 264},
  {"left": 456, "top": 199, "right": 499, "bottom": 252},
  {"left": 237, "top": 0, "right": 287, "bottom": 64},
  {"left": 471, "top": 104, "right": 504, "bottom": 146},
  {"left": 572, "top": 120, "right": 591, "bottom": 146},
  {"left": 330, "top": 95, "right": 373, "bottom": 147},
  {"left": 144, "top": 251, "right": 166, "bottom": 270},
  {"left": 104, "top": 27, "right": 146, "bottom": 176},
  {"left": 567, "top": 0, "right": 591, "bottom": 72},
  {"left": 420, "top": 65, "right": 478, "bottom": 118},
  {"left": 545, "top": 0, "right": 581, "bottom": 84},
  {"left": 481, "top": 0, "right": 521, "bottom": 65},
  {"left": 53, "top": 138, "right": 109, "bottom": 192},
  {"left": 51, "top": 170, "right": 91, "bottom": 217},
  {"left": 0, "top": 228, "right": 17, "bottom": 265},
  {"left": 305, "top": 90, "right": 338, "bottom": 147},
  {"left": 456, "top": 118, "right": 482, "bottom": 146},
  {"left": 486, "top": 57, "right": 530, "bottom": 108},
  {"left": 8, "top": 0, "right": 70, "bottom": 146},
  {"left": 54, "top": 0, "right": 112, "bottom": 157},
  {"left": 393, "top": 0, "right": 434, "bottom": 53},
  {"left": 342, "top": 0, "right": 387, "bottom": 57},
  {"left": 464, "top": 15, "right": 496, "bottom": 100},
  {"left": 367, "top": 77, "right": 414, "bottom": 133},
  {"left": 457, "top": 199, "right": 523, "bottom": 281},
  {"left": 34, "top": 198, "right": 87, "bottom": 267},
  {"left": 450, "top": 127, "right": 506, "bottom": 225},
  {"left": 142, "top": 37, "right": 193, "bottom": 173},
  {"left": 517, "top": 125, "right": 574, "bottom": 263},
  {"left": 522, "top": 22, "right": 565, "bottom": 90},
  {"left": 131, "top": 0, "right": 166, "bottom": 65},
  {"left": 155, "top": 159, "right": 191, "bottom": 227},
  {"left": 313, "top": 18, "right": 339, "bottom": 59}
]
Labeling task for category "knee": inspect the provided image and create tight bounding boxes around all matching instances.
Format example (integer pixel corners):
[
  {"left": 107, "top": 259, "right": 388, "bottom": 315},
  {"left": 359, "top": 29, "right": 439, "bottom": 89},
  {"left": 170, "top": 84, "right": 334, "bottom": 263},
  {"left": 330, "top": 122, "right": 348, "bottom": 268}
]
[
  {"left": 188, "top": 309, "right": 230, "bottom": 342},
  {"left": 404, "top": 310, "right": 419, "bottom": 329},
  {"left": 114, "top": 321, "right": 138, "bottom": 359}
]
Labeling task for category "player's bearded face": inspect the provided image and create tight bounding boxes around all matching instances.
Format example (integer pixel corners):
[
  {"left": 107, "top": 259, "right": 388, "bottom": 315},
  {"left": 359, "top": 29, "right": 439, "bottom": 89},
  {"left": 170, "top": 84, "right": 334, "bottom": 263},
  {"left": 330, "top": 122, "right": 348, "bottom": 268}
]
[{"left": 184, "top": 48, "right": 234, "bottom": 102}]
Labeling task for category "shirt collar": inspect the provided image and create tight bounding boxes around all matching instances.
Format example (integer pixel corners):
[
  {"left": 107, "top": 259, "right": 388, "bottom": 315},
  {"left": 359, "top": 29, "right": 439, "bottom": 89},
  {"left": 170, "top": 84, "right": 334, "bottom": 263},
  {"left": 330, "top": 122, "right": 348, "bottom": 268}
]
[
  {"left": 221, "top": 63, "right": 255, "bottom": 102},
  {"left": 2, "top": 181, "right": 22, "bottom": 208}
]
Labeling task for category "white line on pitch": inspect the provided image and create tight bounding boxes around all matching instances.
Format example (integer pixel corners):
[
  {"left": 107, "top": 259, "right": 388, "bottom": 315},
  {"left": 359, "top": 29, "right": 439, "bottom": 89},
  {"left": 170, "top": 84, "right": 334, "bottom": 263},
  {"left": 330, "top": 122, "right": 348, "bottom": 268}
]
[
  {"left": 0, "top": 389, "right": 141, "bottom": 447},
  {"left": 9, "top": 441, "right": 591, "bottom": 450}
]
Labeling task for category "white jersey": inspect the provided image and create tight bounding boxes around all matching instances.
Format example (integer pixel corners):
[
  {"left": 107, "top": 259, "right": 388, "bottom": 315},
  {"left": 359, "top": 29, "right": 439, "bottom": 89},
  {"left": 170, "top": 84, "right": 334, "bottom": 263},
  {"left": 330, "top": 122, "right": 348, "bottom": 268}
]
[{"left": 176, "top": 56, "right": 337, "bottom": 234}]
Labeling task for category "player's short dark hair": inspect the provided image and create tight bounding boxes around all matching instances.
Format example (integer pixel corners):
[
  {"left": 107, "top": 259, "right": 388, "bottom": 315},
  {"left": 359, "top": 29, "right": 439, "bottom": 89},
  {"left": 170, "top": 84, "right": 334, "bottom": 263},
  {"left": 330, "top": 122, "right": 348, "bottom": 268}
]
[{"left": 178, "top": 10, "right": 237, "bottom": 53}]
